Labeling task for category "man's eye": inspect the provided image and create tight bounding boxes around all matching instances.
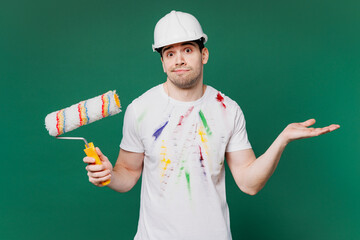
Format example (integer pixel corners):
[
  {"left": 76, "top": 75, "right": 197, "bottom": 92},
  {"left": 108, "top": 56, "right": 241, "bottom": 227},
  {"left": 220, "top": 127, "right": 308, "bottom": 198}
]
[
  {"left": 185, "top": 48, "right": 192, "bottom": 53},
  {"left": 167, "top": 52, "right": 173, "bottom": 57}
]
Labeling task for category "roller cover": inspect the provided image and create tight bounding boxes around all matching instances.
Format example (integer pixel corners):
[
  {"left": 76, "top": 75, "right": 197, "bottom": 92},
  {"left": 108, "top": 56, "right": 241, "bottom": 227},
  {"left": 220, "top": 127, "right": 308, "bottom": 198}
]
[{"left": 45, "top": 90, "right": 121, "bottom": 136}]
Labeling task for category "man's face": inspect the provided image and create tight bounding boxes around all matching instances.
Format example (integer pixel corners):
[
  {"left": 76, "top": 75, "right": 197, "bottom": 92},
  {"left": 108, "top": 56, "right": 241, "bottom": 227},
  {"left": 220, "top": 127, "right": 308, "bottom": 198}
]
[{"left": 161, "top": 41, "right": 209, "bottom": 89}]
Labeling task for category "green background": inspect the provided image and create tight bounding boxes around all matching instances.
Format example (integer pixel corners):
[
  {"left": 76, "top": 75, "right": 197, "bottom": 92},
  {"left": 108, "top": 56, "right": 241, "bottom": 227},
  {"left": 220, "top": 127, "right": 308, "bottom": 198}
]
[{"left": 1, "top": 0, "right": 359, "bottom": 239}]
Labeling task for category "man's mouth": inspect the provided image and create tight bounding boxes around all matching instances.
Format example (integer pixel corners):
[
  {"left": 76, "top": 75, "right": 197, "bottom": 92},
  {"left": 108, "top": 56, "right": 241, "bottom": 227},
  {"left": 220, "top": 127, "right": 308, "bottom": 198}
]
[{"left": 173, "top": 68, "right": 190, "bottom": 73}]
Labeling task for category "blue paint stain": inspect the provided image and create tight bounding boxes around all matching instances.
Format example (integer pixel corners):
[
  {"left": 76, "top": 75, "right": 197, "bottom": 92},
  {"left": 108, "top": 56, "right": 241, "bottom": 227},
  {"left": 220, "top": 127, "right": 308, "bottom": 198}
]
[
  {"left": 63, "top": 109, "right": 66, "bottom": 133},
  {"left": 107, "top": 94, "right": 111, "bottom": 116},
  {"left": 153, "top": 121, "right": 168, "bottom": 140},
  {"left": 85, "top": 101, "right": 90, "bottom": 123}
]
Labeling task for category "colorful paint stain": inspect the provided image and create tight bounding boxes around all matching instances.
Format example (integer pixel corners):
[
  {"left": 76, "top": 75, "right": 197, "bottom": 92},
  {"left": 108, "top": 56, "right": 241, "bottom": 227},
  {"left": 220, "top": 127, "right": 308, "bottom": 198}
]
[
  {"left": 199, "top": 110, "right": 212, "bottom": 136},
  {"left": 185, "top": 170, "right": 191, "bottom": 198},
  {"left": 101, "top": 93, "right": 111, "bottom": 118},
  {"left": 160, "top": 141, "right": 171, "bottom": 177},
  {"left": 78, "top": 101, "right": 89, "bottom": 126},
  {"left": 199, "top": 146, "right": 206, "bottom": 176},
  {"left": 199, "top": 146, "right": 205, "bottom": 167},
  {"left": 153, "top": 121, "right": 168, "bottom": 140},
  {"left": 56, "top": 109, "right": 66, "bottom": 136},
  {"left": 178, "top": 106, "right": 194, "bottom": 126},
  {"left": 137, "top": 109, "right": 147, "bottom": 123},
  {"left": 198, "top": 125, "right": 212, "bottom": 172},
  {"left": 198, "top": 126, "right": 207, "bottom": 143},
  {"left": 216, "top": 92, "right": 226, "bottom": 109},
  {"left": 177, "top": 161, "right": 185, "bottom": 178}
]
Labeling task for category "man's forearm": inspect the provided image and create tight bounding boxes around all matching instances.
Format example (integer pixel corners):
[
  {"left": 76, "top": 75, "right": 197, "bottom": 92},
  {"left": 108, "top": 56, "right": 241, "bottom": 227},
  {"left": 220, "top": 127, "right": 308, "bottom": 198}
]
[
  {"left": 242, "top": 133, "right": 288, "bottom": 195},
  {"left": 238, "top": 119, "right": 339, "bottom": 195},
  {"left": 107, "top": 164, "right": 141, "bottom": 193}
]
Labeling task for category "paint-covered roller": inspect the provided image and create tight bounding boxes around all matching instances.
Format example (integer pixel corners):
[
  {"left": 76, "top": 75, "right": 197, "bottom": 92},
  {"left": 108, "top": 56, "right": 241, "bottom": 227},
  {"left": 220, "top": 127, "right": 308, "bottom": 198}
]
[
  {"left": 45, "top": 90, "right": 121, "bottom": 136},
  {"left": 45, "top": 90, "right": 121, "bottom": 186}
]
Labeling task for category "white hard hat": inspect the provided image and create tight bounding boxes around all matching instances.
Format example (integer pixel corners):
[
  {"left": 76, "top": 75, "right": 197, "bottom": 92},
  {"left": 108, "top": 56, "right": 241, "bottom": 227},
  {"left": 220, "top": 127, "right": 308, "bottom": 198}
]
[{"left": 152, "top": 10, "right": 208, "bottom": 52}]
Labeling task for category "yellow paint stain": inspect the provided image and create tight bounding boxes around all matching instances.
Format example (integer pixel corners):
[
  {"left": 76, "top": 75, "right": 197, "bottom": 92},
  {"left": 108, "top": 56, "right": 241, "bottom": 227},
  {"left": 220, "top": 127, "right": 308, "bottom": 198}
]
[
  {"left": 160, "top": 140, "right": 171, "bottom": 177},
  {"left": 198, "top": 126, "right": 209, "bottom": 155},
  {"left": 198, "top": 126, "right": 212, "bottom": 172},
  {"left": 162, "top": 159, "right": 171, "bottom": 171},
  {"left": 114, "top": 93, "right": 121, "bottom": 108},
  {"left": 198, "top": 126, "right": 207, "bottom": 143}
]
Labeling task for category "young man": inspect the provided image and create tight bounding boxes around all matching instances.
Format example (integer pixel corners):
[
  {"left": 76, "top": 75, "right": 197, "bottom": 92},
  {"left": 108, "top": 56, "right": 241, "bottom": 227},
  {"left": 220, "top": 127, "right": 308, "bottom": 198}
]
[{"left": 83, "top": 10, "right": 340, "bottom": 240}]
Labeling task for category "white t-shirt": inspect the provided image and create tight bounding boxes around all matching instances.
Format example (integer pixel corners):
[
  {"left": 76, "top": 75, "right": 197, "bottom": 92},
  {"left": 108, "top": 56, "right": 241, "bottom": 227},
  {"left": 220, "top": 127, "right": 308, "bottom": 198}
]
[{"left": 120, "top": 84, "right": 252, "bottom": 240}]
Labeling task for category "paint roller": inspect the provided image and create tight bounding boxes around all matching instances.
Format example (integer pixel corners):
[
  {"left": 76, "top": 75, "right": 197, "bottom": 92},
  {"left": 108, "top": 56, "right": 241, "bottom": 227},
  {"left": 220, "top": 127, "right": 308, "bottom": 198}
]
[{"left": 45, "top": 90, "right": 121, "bottom": 186}]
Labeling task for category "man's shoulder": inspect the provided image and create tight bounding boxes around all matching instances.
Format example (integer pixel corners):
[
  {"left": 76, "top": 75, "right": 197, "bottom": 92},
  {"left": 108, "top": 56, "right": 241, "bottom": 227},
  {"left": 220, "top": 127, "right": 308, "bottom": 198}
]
[
  {"left": 138, "top": 84, "right": 162, "bottom": 99},
  {"left": 130, "top": 84, "right": 163, "bottom": 106},
  {"left": 205, "top": 85, "right": 241, "bottom": 111}
]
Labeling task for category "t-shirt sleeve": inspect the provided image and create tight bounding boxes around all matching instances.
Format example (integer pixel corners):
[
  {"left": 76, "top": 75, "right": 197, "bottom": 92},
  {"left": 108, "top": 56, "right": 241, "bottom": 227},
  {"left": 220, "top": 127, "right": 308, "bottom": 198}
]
[
  {"left": 225, "top": 105, "right": 252, "bottom": 152},
  {"left": 119, "top": 103, "right": 145, "bottom": 153}
]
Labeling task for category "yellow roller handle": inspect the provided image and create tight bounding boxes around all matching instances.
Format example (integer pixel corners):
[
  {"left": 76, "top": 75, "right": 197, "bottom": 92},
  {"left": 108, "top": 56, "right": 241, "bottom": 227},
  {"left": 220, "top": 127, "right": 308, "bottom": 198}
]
[{"left": 84, "top": 142, "right": 111, "bottom": 186}]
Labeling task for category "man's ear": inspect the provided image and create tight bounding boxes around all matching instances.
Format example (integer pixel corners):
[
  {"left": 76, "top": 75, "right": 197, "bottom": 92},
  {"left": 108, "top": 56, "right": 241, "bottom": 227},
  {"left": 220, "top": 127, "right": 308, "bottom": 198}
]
[
  {"left": 202, "top": 48, "right": 209, "bottom": 64},
  {"left": 161, "top": 57, "right": 166, "bottom": 73}
]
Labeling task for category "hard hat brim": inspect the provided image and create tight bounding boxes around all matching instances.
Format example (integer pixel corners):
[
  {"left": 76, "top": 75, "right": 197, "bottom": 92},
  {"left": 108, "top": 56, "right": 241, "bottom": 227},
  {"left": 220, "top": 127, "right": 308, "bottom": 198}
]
[{"left": 152, "top": 34, "right": 208, "bottom": 52}]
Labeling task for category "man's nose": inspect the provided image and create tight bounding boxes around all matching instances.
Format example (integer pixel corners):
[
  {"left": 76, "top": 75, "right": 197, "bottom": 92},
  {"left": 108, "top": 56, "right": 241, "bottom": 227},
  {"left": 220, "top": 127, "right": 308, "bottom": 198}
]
[{"left": 175, "top": 52, "right": 186, "bottom": 66}]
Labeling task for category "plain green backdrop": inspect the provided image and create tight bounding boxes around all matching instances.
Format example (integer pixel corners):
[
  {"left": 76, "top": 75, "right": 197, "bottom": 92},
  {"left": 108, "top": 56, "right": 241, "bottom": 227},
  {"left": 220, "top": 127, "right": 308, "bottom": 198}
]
[{"left": 1, "top": 0, "right": 359, "bottom": 239}]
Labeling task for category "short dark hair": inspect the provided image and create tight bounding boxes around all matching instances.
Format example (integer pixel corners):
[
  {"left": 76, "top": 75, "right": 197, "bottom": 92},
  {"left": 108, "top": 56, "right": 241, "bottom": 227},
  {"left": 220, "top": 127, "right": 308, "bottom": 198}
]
[{"left": 156, "top": 37, "right": 205, "bottom": 57}]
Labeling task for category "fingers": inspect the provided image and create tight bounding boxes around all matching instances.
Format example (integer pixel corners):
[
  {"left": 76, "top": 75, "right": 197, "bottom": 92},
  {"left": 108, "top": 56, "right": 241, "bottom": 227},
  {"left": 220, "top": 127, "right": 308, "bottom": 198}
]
[
  {"left": 83, "top": 147, "right": 112, "bottom": 186},
  {"left": 299, "top": 119, "right": 340, "bottom": 133},
  {"left": 83, "top": 156, "right": 95, "bottom": 164},
  {"left": 328, "top": 124, "right": 341, "bottom": 131},
  {"left": 319, "top": 124, "right": 340, "bottom": 134},
  {"left": 86, "top": 163, "right": 106, "bottom": 172},
  {"left": 311, "top": 127, "right": 331, "bottom": 136},
  {"left": 311, "top": 124, "right": 340, "bottom": 136},
  {"left": 88, "top": 174, "right": 111, "bottom": 187},
  {"left": 85, "top": 163, "right": 111, "bottom": 187},
  {"left": 87, "top": 168, "right": 111, "bottom": 178},
  {"left": 300, "top": 119, "right": 316, "bottom": 127},
  {"left": 83, "top": 148, "right": 108, "bottom": 164},
  {"left": 95, "top": 147, "right": 109, "bottom": 163},
  {"left": 96, "top": 147, "right": 103, "bottom": 158}
]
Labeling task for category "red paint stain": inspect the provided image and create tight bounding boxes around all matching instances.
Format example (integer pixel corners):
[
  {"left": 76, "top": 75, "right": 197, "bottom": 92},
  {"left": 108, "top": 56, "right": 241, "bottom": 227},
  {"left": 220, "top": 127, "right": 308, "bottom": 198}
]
[
  {"left": 199, "top": 146, "right": 206, "bottom": 176},
  {"left": 101, "top": 94, "right": 106, "bottom": 118},
  {"left": 199, "top": 146, "right": 205, "bottom": 167},
  {"left": 78, "top": 103, "right": 82, "bottom": 126},
  {"left": 56, "top": 111, "right": 60, "bottom": 136},
  {"left": 178, "top": 116, "right": 184, "bottom": 126},
  {"left": 178, "top": 106, "right": 194, "bottom": 126},
  {"left": 216, "top": 92, "right": 226, "bottom": 109}
]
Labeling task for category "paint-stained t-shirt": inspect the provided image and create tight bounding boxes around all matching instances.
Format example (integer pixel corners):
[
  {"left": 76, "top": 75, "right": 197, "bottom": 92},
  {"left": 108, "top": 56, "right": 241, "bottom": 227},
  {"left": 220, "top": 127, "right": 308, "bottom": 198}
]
[{"left": 120, "top": 84, "right": 252, "bottom": 240}]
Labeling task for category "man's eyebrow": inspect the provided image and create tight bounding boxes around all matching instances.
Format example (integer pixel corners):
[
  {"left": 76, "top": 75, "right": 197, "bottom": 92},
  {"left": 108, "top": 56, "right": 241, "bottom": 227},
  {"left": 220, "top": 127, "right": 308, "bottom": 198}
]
[
  {"left": 162, "top": 42, "right": 197, "bottom": 54},
  {"left": 180, "top": 42, "right": 196, "bottom": 47},
  {"left": 162, "top": 46, "right": 173, "bottom": 53}
]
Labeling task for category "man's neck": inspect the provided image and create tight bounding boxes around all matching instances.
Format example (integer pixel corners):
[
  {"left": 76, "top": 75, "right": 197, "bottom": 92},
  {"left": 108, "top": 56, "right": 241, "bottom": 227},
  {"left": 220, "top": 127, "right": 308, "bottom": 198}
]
[{"left": 164, "top": 80, "right": 206, "bottom": 102}]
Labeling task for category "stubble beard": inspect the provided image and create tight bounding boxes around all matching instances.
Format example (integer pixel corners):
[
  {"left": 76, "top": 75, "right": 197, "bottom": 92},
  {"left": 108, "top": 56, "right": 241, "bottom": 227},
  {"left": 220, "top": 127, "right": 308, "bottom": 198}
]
[{"left": 167, "top": 67, "right": 203, "bottom": 89}]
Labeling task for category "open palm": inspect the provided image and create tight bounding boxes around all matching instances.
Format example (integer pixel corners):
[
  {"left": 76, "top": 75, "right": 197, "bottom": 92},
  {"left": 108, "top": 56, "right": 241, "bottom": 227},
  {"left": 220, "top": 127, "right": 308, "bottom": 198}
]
[{"left": 281, "top": 119, "right": 340, "bottom": 143}]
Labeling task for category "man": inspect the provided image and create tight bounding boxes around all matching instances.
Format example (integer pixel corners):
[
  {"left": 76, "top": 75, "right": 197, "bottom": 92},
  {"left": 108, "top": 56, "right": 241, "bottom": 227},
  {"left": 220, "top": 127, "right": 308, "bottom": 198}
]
[{"left": 83, "top": 10, "right": 340, "bottom": 240}]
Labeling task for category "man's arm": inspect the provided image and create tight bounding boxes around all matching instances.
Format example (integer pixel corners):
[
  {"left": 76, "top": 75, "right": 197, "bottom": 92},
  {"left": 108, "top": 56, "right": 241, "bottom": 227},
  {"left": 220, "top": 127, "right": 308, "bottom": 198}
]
[
  {"left": 84, "top": 148, "right": 144, "bottom": 192},
  {"left": 108, "top": 149, "right": 144, "bottom": 192},
  {"left": 226, "top": 119, "right": 340, "bottom": 195}
]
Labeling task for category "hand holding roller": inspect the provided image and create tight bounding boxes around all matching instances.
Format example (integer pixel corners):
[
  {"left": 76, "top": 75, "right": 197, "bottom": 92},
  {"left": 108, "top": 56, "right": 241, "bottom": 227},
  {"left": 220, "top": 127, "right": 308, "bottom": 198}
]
[
  {"left": 45, "top": 90, "right": 121, "bottom": 186},
  {"left": 57, "top": 137, "right": 111, "bottom": 186}
]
